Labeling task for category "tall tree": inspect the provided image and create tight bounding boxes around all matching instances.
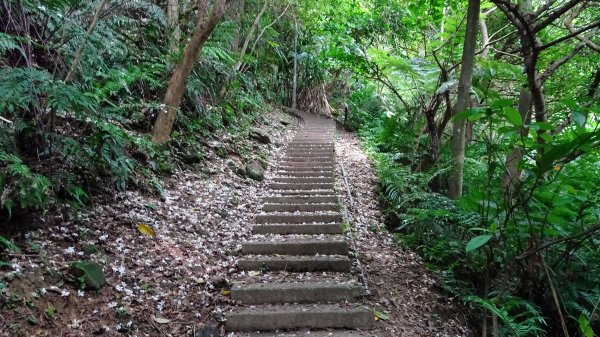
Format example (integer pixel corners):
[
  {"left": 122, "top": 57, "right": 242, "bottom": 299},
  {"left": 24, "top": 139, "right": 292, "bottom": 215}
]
[
  {"left": 448, "top": 0, "right": 480, "bottom": 199},
  {"left": 152, "top": 0, "right": 226, "bottom": 144},
  {"left": 167, "top": 0, "right": 180, "bottom": 50}
]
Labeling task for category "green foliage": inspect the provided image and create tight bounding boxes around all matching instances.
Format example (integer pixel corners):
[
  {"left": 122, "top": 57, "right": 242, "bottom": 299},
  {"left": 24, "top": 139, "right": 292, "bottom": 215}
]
[
  {"left": 70, "top": 260, "right": 106, "bottom": 290},
  {"left": 465, "top": 295, "right": 547, "bottom": 337},
  {"left": 0, "top": 150, "right": 52, "bottom": 215}
]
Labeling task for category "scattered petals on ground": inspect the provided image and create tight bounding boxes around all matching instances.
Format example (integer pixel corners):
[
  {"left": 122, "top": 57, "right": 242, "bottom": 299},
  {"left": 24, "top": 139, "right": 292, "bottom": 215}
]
[
  {"left": 1, "top": 109, "right": 297, "bottom": 337},
  {"left": 335, "top": 128, "right": 474, "bottom": 337}
]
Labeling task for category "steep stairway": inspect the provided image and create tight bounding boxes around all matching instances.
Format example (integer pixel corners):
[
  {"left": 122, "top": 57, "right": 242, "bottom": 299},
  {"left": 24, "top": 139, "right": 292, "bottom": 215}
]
[{"left": 225, "top": 112, "right": 374, "bottom": 335}]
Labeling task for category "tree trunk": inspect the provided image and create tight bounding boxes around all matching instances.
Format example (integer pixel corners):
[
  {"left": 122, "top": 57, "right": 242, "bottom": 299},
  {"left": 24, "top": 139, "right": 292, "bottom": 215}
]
[
  {"left": 64, "top": 0, "right": 109, "bottom": 82},
  {"left": 292, "top": 17, "right": 298, "bottom": 109},
  {"left": 501, "top": 88, "right": 532, "bottom": 191},
  {"left": 151, "top": 0, "right": 226, "bottom": 144},
  {"left": 227, "top": 0, "right": 245, "bottom": 52},
  {"left": 233, "top": 0, "right": 268, "bottom": 71},
  {"left": 167, "top": 0, "right": 180, "bottom": 51},
  {"left": 448, "top": 0, "right": 480, "bottom": 199},
  {"left": 479, "top": 14, "right": 490, "bottom": 58}
]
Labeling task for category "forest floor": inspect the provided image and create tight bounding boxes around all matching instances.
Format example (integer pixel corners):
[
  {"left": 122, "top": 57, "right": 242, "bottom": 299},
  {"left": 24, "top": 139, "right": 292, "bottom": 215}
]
[
  {"left": 1, "top": 110, "right": 474, "bottom": 337},
  {"left": 334, "top": 129, "right": 473, "bottom": 336}
]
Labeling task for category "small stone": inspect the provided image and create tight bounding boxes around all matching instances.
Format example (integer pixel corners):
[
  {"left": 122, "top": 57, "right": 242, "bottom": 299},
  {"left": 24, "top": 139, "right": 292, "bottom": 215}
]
[
  {"left": 245, "top": 160, "right": 265, "bottom": 181},
  {"left": 249, "top": 127, "right": 271, "bottom": 144},
  {"left": 209, "top": 276, "right": 229, "bottom": 289}
]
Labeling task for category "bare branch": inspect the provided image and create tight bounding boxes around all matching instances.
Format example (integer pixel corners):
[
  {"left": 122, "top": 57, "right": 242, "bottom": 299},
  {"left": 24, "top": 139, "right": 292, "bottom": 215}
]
[
  {"left": 564, "top": 3, "right": 600, "bottom": 52},
  {"left": 539, "top": 41, "right": 586, "bottom": 83},
  {"left": 533, "top": 0, "right": 584, "bottom": 33},
  {"left": 538, "top": 20, "right": 600, "bottom": 51}
]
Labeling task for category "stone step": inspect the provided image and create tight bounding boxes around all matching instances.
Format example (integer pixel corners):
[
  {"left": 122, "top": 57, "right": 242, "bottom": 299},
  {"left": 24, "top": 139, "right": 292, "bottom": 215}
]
[
  {"left": 252, "top": 223, "right": 342, "bottom": 235},
  {"left": 272, "top": 177, "right": 333, "bottom": 184},
  {"left": 294, "top": 136, "right": 333, "bottom": 139},
  {"left": 242, "top": 239, "right": 348, "bottom": 255},
  {"left": 237, "top": 255, "right": 351, "bottom": 272},
  {"left": 287, "top": 142, "right": 335, "bottom": 147},
  {"left": 273, "top": 190, "right": 337, "bottom": 196},
  {"left": 279, "top": 162, "right": 335, "bottom": 168},
  {"left": 273, "top": 171, "right": 334, "bottom": 178},
  {"left": 225, "top": 304, "right": 373, "bottom": 331},
  {"left": 285, "top": 151, "right": 335, "bottom": 156},
  {"left": 269, "top": 183, "right": 334, "bottom": 190},
  {"left": 262, "top": 203, "right": 338, "bottom": 212},
  {"left": 282, "top": 157, "right": 335, "bottom": 162},
  {"left": 285, "top": 148, "right": 334, "bottom": 152},
  {"left": 231, "top": 281, "right": 363, "bottom": 304},
  {"left": 238, "top": 331, "right": 379, "bottom": 337},
  {"left": 277, "top": 166, "right": 333, "bottom": 173},
  {"left": 255, "top": 213, "right": 342, "bottom": 224},
  {"left": 262, "top": 196, "right": 338, "bottom": 204},
  {"left": 287, "top": 143, "right": 334, "bottom": 147}
]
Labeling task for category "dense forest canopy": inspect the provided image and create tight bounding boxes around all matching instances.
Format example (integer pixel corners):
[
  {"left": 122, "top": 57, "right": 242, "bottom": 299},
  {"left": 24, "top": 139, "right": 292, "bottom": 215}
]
[{"left": 1, "top": 0, "right": 599, "bottom": 336}]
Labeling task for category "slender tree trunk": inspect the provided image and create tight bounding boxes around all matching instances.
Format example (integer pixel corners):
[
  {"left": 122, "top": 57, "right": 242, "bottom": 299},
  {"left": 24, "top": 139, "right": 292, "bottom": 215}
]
[
  {"left": 227, "top": 0, "right": 245, "bottom": 52},
  {"left": 479, "top": 15, "right": 490, "bottom": 58},
  {"left": 501, "top": 88, "right": 532, "bottom": 190},
  {"left": 233, "top": 0, "right": 268, "bottom": 71},
  {"left": 167, "top": 0, "right": 180, "bottom": 51},
  {"left": 448, "top": 0, "right": 480, "bottom": 199},
  {"left": 151, "top": 0, "right": 226, "bottom": 144},
  {"left": 292, "top": 17, "right": 298, "bottom": 109},
  {"left": 64, "top": 0, "right": 109, "bottom": 82}
]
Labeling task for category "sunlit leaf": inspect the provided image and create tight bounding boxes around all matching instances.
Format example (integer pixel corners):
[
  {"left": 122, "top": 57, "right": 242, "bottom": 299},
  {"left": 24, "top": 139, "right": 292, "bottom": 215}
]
[{"left": 137, "top": 223, "right": 155, "bottom": 238}]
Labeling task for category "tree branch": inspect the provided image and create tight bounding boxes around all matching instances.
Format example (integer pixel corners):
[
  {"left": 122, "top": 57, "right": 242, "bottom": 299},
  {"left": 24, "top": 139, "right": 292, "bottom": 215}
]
[
  {"left": 517, "top": 223, "right": 600, "bottom": 259},
  {"left": 537, "top": 20, "right": 600, "bottom": 51},
  {"left": 564, "top": 3, "right": 600, "bottom": 52},
  {"left": 539, "top": 41, "right": 586, "bottom": 83},
  {"left": 533, "top": 0, "right": 584, "bottom": 33}
]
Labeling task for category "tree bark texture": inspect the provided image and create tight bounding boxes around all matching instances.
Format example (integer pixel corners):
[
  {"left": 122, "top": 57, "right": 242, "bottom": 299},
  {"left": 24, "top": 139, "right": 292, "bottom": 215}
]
[
  {"left": 151, "top": 0, "right": 226, "bottom": 144},
  {"left": 501, "top": 88, "right": 531, "bottom": 191},
  {"left": 167, "top": 0, "right": 180, "bottom": 50},
  {"left": 448, "top": 0, "right": 480, "bottom": 199}
]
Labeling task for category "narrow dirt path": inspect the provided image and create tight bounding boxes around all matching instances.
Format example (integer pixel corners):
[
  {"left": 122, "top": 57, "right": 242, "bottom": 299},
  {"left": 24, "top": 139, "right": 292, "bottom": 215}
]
[{"left": 334, "top": 129, "right": 474, "bottom": 337}]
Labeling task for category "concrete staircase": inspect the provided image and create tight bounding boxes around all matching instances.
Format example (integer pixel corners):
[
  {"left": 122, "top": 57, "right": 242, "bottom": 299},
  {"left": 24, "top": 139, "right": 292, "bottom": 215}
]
[{"left": 225, "top": 112, "right": 373, "bottom": 334}]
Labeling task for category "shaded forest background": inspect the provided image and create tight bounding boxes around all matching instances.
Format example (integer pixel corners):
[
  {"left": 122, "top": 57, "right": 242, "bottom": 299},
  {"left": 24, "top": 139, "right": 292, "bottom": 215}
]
[{"left": 1, "top": 0, "right": 599, "bottom": 336}]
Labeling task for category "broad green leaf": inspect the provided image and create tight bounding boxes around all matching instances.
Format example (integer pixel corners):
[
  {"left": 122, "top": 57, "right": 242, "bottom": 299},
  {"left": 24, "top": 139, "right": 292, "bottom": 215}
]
[
  {"left": 70, "top": 261, "right": 106, "bottom": 290},
  {"left": 572, "top": 111, "right": 586, "bottom": 127},
  {"left": 466, "top": 235, "right": 492, "bottom": 252},
  {"left": 491, "top": 98, "right": 513, "bottom": 109},
  {"left": 373, "top": 310, "right": 389, "bottom": 320},
  {"left": 503, "top": 106, "right": 523, "bottom": 126},
  {"left": 578, "top": 313, "right": 593, "bottom": 337}
]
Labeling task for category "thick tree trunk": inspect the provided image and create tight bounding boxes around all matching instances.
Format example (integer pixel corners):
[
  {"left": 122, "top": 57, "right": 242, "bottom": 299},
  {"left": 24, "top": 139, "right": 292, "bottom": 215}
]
[
  {"left": 151, "top": 0, "right": 226, "bottom": 144},
  {"left": 448, "top": 0, "right": 480, "bottom": 199},
  {"left": 167, "top": 0, "right": 180, "bottom": 50}
]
